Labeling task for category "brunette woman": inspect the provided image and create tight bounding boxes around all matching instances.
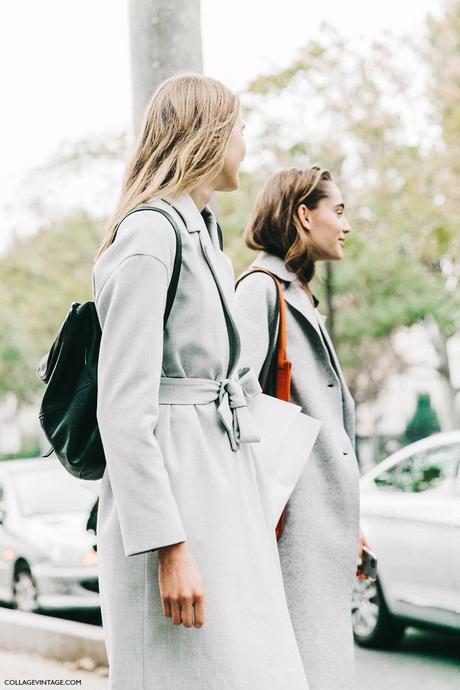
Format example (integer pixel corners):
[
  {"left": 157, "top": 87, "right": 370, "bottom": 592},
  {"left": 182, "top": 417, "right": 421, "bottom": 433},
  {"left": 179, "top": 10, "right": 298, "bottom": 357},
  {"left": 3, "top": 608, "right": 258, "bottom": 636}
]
[{"left": 235, "top": 166, "right": 364, "bottom": 690}]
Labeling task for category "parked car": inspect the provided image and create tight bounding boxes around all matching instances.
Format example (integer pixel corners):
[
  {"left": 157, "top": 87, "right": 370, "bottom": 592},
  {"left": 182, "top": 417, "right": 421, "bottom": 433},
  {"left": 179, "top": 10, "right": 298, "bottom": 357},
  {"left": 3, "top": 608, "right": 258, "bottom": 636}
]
[
  {"left": 352, "top": 431, "right": 460, "bottom": 648},
  {"left": 0, "top": 457, "right": 99, "bottom": 612}
]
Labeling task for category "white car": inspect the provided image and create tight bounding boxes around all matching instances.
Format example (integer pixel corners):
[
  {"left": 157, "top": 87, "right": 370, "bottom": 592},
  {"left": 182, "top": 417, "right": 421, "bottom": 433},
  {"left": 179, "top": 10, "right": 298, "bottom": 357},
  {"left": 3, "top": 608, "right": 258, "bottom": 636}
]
[
  {"left": 0, "top": 457, "right": 99, "bottom": 612},
  {"left": 352, "top": 431, "right": 460, "bottom": 648}
]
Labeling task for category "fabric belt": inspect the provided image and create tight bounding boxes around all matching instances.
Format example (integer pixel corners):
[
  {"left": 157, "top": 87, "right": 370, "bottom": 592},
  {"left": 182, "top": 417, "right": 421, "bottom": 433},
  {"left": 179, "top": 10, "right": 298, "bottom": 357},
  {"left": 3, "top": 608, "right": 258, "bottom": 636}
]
[{"left": 159, "top": 367, "right": 261, "bottom": 451}]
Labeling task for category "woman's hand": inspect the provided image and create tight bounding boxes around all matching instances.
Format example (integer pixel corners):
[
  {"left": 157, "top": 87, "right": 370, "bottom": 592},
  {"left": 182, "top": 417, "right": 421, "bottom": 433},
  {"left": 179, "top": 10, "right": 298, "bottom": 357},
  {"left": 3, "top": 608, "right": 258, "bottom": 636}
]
[
  {"left": 356, "top": 530, "right": 371, "bottom": 581},
  {"left": 158, "top": 542, "right": 205, "bottom": 628}
]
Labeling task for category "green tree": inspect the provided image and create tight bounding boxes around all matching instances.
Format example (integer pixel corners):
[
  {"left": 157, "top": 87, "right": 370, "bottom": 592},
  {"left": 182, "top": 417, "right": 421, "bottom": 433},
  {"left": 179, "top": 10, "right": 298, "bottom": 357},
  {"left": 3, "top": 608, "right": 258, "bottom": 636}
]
[
  {"left": 222, "top": 20, "right": 460, "bottom": 424},
  {"left": 0, "top": 212, "right": 103, "bottom": 402},
  {"left": 403, "top": 392, "right": 441, "bottom": 444}
]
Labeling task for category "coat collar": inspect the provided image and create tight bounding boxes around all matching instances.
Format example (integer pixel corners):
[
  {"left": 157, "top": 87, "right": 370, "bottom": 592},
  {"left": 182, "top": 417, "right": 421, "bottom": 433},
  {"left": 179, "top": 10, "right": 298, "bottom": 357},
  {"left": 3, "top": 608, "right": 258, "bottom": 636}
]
[
  {"left": 251, "top": 252, "right": 321, "bottom": 329},
  {"left": 162, "top": 193, "right": 217, "bottom": 237},
  {"left": 251, "top": 251, "right": 297, "bottom": 283},
  {"left": 163, "top": 192, "right": 226, "bottom": 285}
]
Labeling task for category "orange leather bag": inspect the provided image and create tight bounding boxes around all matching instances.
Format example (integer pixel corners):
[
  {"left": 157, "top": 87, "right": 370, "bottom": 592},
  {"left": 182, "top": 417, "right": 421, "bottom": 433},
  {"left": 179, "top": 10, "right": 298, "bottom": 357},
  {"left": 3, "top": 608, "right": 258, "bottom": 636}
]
[{"left": 237, "top": 267, "right": 292, "bottom": 540}]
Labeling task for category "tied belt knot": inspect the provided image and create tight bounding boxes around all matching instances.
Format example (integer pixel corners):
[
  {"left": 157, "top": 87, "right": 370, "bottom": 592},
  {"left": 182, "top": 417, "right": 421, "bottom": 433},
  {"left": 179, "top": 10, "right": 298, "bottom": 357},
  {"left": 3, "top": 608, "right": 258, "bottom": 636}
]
[{"left": 159, "top": 367, "right": 261, "bottom": 451}]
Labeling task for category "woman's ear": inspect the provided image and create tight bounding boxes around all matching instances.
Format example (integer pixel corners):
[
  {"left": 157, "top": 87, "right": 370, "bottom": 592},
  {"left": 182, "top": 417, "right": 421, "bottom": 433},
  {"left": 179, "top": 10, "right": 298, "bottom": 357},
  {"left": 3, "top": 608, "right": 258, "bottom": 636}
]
[{"left": 296, "top": 204, "right": 311, "bottom": 232}]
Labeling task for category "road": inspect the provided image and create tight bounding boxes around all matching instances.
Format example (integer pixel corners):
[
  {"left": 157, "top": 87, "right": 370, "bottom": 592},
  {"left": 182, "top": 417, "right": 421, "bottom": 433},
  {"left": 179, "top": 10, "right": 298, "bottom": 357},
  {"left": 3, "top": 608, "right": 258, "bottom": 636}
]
[
  {"left": 356, "top": 627, "right": 460, "bottom": 689},
  {"left": 0, "top": 624, "right": 458, "bottom": 688}
]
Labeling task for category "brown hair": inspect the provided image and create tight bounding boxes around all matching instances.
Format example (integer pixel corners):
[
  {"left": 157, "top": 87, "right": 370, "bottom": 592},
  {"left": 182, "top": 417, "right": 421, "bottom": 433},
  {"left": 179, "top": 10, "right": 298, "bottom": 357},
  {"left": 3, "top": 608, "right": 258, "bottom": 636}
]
[
  {"left": 96, "top": 73, "right": 239, "bottom": 258},
  {"left": 244, "top": 166, "right": 332, "bottom": 285}
]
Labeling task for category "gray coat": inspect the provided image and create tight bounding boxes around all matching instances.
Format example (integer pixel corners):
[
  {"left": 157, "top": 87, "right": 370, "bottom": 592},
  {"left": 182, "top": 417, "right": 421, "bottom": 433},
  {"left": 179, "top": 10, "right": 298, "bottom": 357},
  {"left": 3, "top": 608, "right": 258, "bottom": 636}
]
[
  {"left": 234, "top": 251, "right": 360, "bottom": 690},
  {"left": 92, "top": 196, "right": 310, "bottom": 690}
]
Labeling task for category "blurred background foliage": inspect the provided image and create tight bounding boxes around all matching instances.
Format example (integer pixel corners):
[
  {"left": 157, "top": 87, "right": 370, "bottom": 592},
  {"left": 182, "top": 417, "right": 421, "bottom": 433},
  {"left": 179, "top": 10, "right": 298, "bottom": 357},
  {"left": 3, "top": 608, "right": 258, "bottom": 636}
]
[
  {"left": 1, "top": 0, "right": 460, "bottom": 437},
  {"left": 402, "top": 392, "right": 441, "bottom": 445}
]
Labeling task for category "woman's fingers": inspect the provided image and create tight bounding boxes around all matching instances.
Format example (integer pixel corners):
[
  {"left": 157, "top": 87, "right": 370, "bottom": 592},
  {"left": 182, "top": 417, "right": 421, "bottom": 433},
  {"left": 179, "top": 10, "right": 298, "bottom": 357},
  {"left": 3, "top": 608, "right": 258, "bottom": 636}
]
[
  {"left": 162, "top": 598, "right": 172, "bottom": 619},
  {"left": 157, "top": 544, "right": 205, "bottom": 628},
  {"left": 161, "top": 594, "right": 205, "bottom": 628},
  {"left": 180, "top": 597, "right": 194, "bottom": 628},
  {"left": 193, "top": 595, "right": 205, "bottom": 628},
  {"left": 170, "top": 599, "right": 182, "bottom": 625}
]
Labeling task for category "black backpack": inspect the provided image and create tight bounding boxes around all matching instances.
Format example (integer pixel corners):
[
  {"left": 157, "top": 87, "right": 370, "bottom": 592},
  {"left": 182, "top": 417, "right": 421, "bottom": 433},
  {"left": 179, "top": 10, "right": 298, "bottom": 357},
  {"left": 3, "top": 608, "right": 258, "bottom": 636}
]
[{"left": 37, "top": 206, "right": 183, "bottom": 480}]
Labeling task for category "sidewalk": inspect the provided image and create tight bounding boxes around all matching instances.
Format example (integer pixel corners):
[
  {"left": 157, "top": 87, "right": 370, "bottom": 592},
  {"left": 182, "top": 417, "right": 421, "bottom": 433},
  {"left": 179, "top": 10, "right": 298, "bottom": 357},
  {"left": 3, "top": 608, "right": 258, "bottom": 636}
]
[
  {"left": 0, "top": 648, "right": 107, "bottom": 688},
  {"left": 0, "top": 608, "right": 107, "bottom": 666}
]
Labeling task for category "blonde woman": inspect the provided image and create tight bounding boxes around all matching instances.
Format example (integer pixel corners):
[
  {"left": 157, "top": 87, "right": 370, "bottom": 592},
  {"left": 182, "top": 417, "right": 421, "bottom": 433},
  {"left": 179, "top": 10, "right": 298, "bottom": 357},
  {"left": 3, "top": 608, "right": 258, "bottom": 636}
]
[
  {"left": 93, "top": 76, "right": 310, "bottom": 690},
  {"left": 235, "top": 167, "right": 364, "bottom": 690}
]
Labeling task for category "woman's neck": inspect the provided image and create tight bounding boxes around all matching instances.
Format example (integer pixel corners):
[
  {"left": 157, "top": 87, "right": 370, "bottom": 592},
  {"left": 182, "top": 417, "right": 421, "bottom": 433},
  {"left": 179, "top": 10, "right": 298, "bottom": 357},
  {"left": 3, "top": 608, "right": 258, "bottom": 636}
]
[
  {"left": 189, "top": 185, "right": 213, "bottom": 212},
  {"left": 302, "top": 282, "right": 315, "bottom": 307}
]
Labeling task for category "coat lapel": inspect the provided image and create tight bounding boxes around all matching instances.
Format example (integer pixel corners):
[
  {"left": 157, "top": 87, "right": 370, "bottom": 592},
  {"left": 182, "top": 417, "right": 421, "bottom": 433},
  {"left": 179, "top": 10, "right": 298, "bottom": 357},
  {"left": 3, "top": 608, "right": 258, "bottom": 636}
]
[
  {"left": 283, "top": 283, "right": 322, "bottom": 337},
  {"left": 165, "top": 194, "right": 241, "bottom": 376},
  {"left": 198, "top": 229, "right": 241, "bottom": 375},
  {"left": 316, "top": 309, "right": 356, "bottom": 439},
  {"left": 200, "top": 206, "right": 235, "bottom": 304},
  {"left": 317, "top": 318, "right": 347, "bottom": 389}
]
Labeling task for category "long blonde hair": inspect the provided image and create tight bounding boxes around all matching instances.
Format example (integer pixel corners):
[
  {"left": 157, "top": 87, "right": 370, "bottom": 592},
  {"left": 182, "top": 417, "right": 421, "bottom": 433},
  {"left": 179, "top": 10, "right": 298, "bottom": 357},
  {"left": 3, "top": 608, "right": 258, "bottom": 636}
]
[{"left": 97, "top": 73, "right": 240, "bottom": 257}]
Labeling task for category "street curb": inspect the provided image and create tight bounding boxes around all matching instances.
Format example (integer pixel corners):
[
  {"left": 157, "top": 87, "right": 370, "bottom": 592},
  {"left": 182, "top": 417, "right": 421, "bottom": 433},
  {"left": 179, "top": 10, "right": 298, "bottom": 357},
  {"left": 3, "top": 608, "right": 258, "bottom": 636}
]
[{"left": 0, "top": 609, "right": 108, "bottom": 666}]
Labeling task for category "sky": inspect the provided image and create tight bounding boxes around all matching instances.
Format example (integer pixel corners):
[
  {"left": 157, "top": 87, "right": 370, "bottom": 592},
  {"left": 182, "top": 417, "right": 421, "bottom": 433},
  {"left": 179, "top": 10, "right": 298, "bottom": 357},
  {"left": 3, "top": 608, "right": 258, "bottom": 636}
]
[{"left": 0, "top": 0, "right": 441, "bottom": 214}]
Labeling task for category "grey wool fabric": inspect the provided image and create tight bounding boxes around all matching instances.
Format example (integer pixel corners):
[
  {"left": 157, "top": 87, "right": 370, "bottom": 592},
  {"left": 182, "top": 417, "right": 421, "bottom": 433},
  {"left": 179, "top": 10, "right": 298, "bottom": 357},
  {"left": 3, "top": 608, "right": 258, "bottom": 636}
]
[
  {"left": 234, "top": 251, "right": 360, "bottom": 690},
  {"left": 92, "top": 196, "right": 311, "bottom": 690}
]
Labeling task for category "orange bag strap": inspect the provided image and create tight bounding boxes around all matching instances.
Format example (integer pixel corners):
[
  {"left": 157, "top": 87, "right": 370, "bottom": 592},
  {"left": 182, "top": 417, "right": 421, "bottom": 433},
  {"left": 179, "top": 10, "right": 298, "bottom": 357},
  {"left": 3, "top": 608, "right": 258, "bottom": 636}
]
[
  {"left": 237, "top": 267, "right": 291, "bottom": 541},
  {"left": 239, "top": 267, "right": 292, "bottom": 402}
]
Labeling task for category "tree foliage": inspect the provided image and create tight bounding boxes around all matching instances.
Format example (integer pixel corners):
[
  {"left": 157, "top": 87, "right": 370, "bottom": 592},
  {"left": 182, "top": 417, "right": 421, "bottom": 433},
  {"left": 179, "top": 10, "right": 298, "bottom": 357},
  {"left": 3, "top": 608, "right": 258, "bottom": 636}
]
[
  {"left": 403, "top": 392, "right": 441, "bottom": 444},
  {"left": 3, "top": 2, "right": 460, "bottom": 426},
  {"left": 223, "top": 14, "right": 460, "bottom": 411},
  {"left": 0, "top": 213, "right": 103, "bottom": 402}
]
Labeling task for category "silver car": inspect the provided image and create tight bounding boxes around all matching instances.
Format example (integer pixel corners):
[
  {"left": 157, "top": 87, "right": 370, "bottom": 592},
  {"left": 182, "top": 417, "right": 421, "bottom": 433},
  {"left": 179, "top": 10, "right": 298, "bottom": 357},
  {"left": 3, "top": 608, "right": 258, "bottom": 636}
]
[
  {"left": 0, "top": 457, "right": 99, "bottom": 612},
  {"left": 352, "top": 431, "right": 460, "bottom": 648}
]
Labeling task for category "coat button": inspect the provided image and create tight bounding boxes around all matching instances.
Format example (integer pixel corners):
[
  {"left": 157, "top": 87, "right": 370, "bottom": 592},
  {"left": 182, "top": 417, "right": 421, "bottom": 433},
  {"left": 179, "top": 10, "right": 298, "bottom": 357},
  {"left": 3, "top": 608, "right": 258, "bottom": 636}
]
[
  {"left": 343, "top": 451, "right": 348, "bottom": 456},
  {"left": 327, "top": 383, "right": 334, "bottom": 388}
]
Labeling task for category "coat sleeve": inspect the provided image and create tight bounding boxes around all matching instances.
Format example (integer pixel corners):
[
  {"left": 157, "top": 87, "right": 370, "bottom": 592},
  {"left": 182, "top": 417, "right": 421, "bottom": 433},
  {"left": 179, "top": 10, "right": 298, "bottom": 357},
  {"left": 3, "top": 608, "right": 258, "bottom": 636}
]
[
  {"left": 95, "top": 252, "right": 186, "bottom": 557},
  {"left": 234, "top": 272, "right": 279, "bottom": 379}
]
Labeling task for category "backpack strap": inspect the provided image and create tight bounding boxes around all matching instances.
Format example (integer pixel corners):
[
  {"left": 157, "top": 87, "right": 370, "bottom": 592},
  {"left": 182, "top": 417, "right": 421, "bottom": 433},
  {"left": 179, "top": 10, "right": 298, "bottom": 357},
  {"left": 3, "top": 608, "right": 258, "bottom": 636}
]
[
  {"left": 112, "top": 205, "right": 183, "bottom": 326},
  {"left": 236, "top": 267, "right": 292, "bottom": 402},
  {"left": 216, "top": 222, "right": 224, "bottom": 251}
]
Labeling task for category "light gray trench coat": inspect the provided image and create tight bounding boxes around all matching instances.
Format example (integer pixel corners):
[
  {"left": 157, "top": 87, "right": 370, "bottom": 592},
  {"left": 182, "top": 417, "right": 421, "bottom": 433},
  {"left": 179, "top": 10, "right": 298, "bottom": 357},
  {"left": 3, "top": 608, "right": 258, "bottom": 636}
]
[
  {"left": 234, "top": 252, "right": 360, "bottom": 690},
  {"left": 92, "top": 196, "right": 311, "bottom": 690}
]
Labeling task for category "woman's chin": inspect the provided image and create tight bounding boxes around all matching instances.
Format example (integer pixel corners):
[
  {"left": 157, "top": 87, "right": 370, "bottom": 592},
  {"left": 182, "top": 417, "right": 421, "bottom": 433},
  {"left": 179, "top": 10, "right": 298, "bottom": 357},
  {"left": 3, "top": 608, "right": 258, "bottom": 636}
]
[
  {"left": 334, "top": 245, "right": 345, "bottom": 260},
  {"left": 318, "top": 250, "right": 343, "bottom": 262},
  {"left": 214, "top": 173, "right": 240, "bottom": 193}
]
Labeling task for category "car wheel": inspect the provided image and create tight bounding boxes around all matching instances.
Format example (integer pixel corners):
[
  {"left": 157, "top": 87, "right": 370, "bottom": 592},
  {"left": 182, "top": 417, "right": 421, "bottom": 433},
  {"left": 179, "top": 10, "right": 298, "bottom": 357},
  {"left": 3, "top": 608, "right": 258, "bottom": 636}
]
[
  {"left": 12, "top": 563, "right": 39, "bottom": 612},
  {"left": 352, "top": 577, "right": 405, "bottom": 649}
]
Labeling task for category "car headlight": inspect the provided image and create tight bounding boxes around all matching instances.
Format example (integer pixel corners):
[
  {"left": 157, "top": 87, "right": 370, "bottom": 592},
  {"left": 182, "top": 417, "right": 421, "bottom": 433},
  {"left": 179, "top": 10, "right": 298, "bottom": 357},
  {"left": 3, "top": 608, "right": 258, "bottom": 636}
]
[
  {"left": 48, "top": 545, "right": 91, "bottom": 567},
  {"left": 83, "top": 548, "right": 98, "bottom": 567}
]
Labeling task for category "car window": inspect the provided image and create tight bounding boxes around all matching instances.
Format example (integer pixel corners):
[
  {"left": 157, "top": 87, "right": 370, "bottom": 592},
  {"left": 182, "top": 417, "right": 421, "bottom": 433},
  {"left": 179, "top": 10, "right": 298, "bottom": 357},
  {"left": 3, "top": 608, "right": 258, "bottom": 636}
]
[
  {"left": 375, "top": 443, "right": 460, "bottom": 494},
  {"left": 374, "top": 463, "right": 400, "bottom": 491},
  {"left": 9, "top": 467, "right": 94, "bottom": 517}
]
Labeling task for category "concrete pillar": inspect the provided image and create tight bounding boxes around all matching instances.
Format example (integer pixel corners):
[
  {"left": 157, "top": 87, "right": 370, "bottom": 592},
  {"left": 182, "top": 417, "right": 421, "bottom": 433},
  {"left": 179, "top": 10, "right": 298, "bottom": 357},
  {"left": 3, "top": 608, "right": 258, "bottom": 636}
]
[{"left": 129, "top": 0, "right": 203, "bottom": 135}]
